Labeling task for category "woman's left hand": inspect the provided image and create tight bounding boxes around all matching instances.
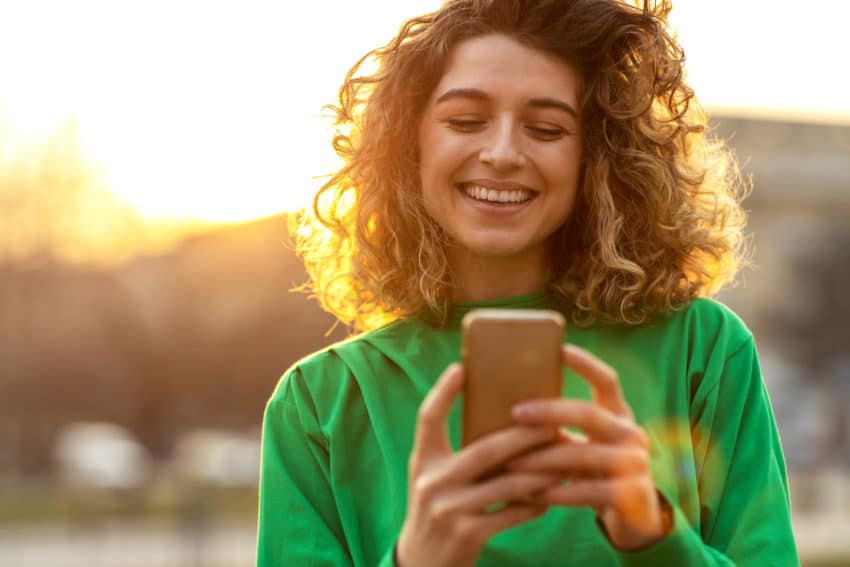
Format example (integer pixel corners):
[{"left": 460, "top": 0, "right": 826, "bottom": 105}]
[{"left": 507, "top": 344, "right": 669, "bottom": 551}]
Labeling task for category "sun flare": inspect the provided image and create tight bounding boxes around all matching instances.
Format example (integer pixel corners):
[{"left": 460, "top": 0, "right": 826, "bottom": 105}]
[
  {"left": 0, "top": 0, "right": 847, "bottom": 230},
  {"left": 0, "top": 1, "right": 440, "bottom": 226}
]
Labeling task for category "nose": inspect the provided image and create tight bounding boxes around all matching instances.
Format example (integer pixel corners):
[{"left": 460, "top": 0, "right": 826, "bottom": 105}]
[{"left": 478, "top": 120, "right": 525, "bottom": 171}]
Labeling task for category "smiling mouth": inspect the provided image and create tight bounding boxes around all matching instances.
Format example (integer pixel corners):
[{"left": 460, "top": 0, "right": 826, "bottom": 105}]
[{"left": 458, "top": 183, "right": 535, "bottom": 205}]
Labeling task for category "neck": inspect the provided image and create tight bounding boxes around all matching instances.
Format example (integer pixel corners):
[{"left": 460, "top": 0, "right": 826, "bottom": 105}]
[{"left": 447, "top": 247, "right": 549, "bottom": 303}]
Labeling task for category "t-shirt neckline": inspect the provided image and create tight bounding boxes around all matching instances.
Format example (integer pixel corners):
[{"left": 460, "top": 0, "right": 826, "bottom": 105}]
[{"left": 422, "top": 289, "right": 560, "bottom": 328}]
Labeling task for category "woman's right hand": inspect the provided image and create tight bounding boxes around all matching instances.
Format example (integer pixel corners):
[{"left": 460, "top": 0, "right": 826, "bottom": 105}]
[{"left": 395, "top": 364, "right": 559, "bottom": 567}]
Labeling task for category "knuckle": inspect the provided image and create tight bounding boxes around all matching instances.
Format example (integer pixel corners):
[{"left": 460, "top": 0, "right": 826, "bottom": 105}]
[
  {"left": 584, "top": 406, "right": 603, "bottom": 432},
  {"left": 615, "top": 419, "right": 642, "bottom": 444},
  {"left": 628, "top": 426, "right": 649, "bottom": 449},
  {"left": 608, "top": 479, "right": 627, "bottom": 502},
  {"left": 618, "top": 477, "right": 642, "bottom": 503},
  {"left": 631, "top": 448, "right": 649, "bottom": 470},
  {"left": 574, "top": 403, "right": 591, "bottom": 424},
  {"left": 617, "top": 447, "right": 647, "bottom": 473},
  {"left": 416, "top": 403, "right": 437, "bottom": 427},
  {"left": 510, "top": 473, "right": 551, "bottom": 498},
  {"left": 598, "top": 358, "right": 616, "bottom": 374},
  {"left": 470, "top": 443, "right": 500, "bottom": 467},
  {"left": 453, "top": 519, "right": 480, "bottom": 546},
  {"left": 599, "top": 366, "right": 619, "bottom": 388},
  {"left": 412, "top": 473, "right": 439, "bottom": 501},
  {"left": 502, "top": 474, "right": 530, "bottom": 497},
  {"left": 428, "top": 498, "right": 454, "bottom": 523}
]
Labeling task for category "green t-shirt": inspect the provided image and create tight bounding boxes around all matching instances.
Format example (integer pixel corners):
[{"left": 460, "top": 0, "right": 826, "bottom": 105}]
[{"left": 257, "top": 292, "right": 799, "bottom": 566}]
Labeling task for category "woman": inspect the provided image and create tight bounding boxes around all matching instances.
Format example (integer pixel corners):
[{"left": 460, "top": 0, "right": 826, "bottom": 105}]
[{"left": 258, "top": 1, "right": 798, "bottom": 565}]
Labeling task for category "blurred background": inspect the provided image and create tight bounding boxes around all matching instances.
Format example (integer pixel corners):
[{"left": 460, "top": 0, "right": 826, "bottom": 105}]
[{"left": 0, "top": 0, "right": 848, "bottom": 565}]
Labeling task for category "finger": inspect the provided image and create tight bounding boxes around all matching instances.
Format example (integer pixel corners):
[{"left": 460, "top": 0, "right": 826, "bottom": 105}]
[
  {"left": 506, "top": 443, "right": 648, "bottom": 477},
  {"left": 562, "top": 344, "right": 632, "bottom": 418},
  {"left": 463, "top": 502, "right": 549, "bottom": 543},
  {"left": 557, "top": 428, "right": 587, "bottom": 445},
  {"left": 512, "top": 399, "right": 647, "bottom": 447},
  {"left": 413, "top": 364, "right": 464, "bottom": 464},
  {"left": 540, "top": 478, "right": 616, "bottom": 509},
  {"left": 450, "top": 426, "right": 558, "bottom": 483},
  {"left": 540, "top": 478, "right": 658, "bottom": 528},
  {"left": 538, "top": 477, "right": 648, "bottom": 507},
  {"left": 433, "top": 472, "right": 558, "bottom": 517}
]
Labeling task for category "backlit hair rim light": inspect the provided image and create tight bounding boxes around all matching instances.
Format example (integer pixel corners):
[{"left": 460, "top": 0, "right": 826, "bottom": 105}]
[{"left": 292, "top": 0, "right": 750, "bottom": 331}]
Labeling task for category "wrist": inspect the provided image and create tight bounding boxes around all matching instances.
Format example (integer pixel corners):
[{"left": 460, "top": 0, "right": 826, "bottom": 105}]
[{"left": 599, "top": 490, "right": 673, "bottom": 551}]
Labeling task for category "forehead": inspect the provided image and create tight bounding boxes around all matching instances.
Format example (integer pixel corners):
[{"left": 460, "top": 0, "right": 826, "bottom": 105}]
[{"left": 432, "top": 34, "right": 581, "bottom": 106}]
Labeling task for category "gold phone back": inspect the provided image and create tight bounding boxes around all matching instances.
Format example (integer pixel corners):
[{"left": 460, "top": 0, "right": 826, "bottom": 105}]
[{"left": 461, "top": 309, "right": 565, "bottom": 446}]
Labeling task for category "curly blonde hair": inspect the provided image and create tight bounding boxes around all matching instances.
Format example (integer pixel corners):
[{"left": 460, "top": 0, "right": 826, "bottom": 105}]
[{"left": 293, "top": 0, "right": 749, "bottom": 331}]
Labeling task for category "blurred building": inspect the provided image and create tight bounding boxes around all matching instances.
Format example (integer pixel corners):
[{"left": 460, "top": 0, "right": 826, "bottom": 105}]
[{"left": 714, "top": 117, "right": 850, "bottom": 483}]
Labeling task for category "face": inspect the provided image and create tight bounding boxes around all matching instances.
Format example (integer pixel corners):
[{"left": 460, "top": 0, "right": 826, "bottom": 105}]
[{"left": 418, "top": 33, "right": 583, "bottom": 265}]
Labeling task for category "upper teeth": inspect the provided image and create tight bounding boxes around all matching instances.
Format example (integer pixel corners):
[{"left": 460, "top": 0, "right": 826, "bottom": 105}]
[{"left": 463, "top": 184, "right": 533, "bottom": 204}]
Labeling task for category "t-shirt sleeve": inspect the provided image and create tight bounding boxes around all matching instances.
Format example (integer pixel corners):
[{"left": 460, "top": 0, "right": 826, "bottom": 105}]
[
  {"left": 260, "top": 366, "right": 403, "bottom": 567},
  {"left": 256, "top": 367, "right": 354, "bottom": 566},
  {"left": 257, "top": 364, "right": 399, "bottom": 567},
  {"left": 612, "top": 334, "right": 799, "bottom": 566}
]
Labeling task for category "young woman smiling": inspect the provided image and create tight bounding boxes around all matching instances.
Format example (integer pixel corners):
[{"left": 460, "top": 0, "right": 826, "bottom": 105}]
[{"left": 257, "top": 1, "right": 799, "bottom": 565}]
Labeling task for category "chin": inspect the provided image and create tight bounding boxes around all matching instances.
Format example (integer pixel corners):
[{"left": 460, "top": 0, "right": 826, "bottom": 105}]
[{"left": 457, "top": 238, "right": 529, "bottom": 259}]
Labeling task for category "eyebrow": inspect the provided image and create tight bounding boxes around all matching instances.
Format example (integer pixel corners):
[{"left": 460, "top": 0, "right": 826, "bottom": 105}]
[{"left": 435, "top": 88, "right": 579, "bottom": 119}]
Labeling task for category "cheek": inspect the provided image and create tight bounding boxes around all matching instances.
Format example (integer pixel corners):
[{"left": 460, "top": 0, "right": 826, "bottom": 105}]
[
  {"left": 419, "top": 130, "right": 462, "bottom": 185},
  {"left": 538, "top": 146, "right": 582, "bottom": 185},
  {"left": 418, "top": 126, "right": 443, "bottom": 180},
  {"left": 418, "top": 131, "right": 447, "bottom": 210}
]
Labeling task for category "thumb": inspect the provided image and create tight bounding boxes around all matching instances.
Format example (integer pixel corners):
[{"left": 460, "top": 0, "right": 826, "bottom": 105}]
[{"left": 412, "top": 363, "right": 464, "bottom": 463}]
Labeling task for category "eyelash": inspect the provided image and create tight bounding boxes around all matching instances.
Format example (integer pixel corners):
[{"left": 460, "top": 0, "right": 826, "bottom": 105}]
[
  {"left": 445, "top": 119, "right": 567, "bottom": 139},
  {"left": 446, "top": 119, "right": 485, "bottom": 132},
  {"left": 528, "top": 126, "right": 566, "bottom": 139}
]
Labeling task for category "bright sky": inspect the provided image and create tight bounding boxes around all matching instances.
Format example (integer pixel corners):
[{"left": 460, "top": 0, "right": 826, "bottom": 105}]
[{"left": 0, "top": 0, "right": 848, "bottom": 223}]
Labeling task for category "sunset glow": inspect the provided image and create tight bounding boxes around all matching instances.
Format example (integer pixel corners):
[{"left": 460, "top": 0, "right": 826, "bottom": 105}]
[{"left": 1, "top": 0, "right": 847, "bottom": 227}]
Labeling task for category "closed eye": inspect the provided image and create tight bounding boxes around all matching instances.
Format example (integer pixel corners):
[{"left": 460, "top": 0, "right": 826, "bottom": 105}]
[
  {"left": 446, "top": 118, "right": 486, "bottom": 133},
  {"left": 526, "top": 125, "right": 567, "bottom": 140}
]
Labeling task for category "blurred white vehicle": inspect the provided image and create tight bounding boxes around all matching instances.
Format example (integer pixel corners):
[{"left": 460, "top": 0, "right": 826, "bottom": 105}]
[
  {"left": 54, "top": 421, "right": 152, "bottom": 490},
  {"left": 172, "top": 429, "right": 261, "bottom": 487}
]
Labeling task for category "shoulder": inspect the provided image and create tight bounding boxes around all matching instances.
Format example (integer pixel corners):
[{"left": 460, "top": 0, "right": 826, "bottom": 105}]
[
  {"left": 655, "top": 296, "right": 754, "bottom": 351},
  {"left": 607, "top": 297, "right": 757, "bottom": 382},
  {"left": 662, "top": 298, "right": 762, "bottom": 396},
  {"left": 677, "top": 296, "right": 750, "bottom": 330},
  {"left": 268, "top": 317, "right": 421, "bottom": 405}
]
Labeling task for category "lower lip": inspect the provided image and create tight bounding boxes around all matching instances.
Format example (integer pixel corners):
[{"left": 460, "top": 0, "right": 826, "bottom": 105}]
[{"left": 457, "top": 186, "right": 536, "bottom": 214}]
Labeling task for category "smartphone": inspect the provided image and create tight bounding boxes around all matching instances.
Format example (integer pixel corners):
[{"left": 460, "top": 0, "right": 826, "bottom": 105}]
[{"left": 461, "top": 308, "right": 565, "bottom": 449}]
